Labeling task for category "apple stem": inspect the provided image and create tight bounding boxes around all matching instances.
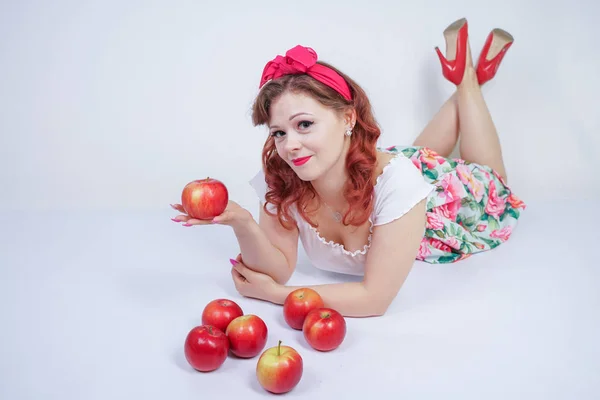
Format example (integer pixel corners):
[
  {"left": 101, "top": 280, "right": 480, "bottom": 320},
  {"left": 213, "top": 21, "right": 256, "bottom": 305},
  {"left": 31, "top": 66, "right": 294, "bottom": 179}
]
[
  {"left": 277, "top": 340, "right": 282, "bottom": 356},
  {"left": 208, "top": 326, "right": 213, "bottom": 335}
]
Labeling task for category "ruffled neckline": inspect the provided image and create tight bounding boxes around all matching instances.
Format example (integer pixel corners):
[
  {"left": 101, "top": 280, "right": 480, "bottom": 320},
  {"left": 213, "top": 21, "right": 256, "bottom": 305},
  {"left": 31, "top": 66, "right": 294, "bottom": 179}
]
[{"left": 307, "top": 150, "right": 401, "bottom": 257}]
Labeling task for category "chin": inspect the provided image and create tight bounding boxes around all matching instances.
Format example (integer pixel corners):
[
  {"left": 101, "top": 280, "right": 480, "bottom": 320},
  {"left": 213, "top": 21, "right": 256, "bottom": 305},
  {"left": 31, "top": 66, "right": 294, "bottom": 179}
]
[
  {"left": 294, "top": 171, "right": 319, "bottom": 182},
  {"left": 292, "top": 166, "right": 322, "bottom": 182}
]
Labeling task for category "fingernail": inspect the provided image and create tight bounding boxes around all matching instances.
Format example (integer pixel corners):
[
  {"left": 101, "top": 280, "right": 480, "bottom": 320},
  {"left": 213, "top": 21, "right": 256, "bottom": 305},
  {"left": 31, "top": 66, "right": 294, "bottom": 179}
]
[
  {"left": 211, "top": 219, "right": 218, "bottom": 224},
  {"left": 229, "top": 258, "right": 238, "bottom": 265},
  {"left": 182, "top": 223, "right": 192, "bottom": 227},
  {"left": 171, "top": 218, "right": 180, "bottom": 222}
]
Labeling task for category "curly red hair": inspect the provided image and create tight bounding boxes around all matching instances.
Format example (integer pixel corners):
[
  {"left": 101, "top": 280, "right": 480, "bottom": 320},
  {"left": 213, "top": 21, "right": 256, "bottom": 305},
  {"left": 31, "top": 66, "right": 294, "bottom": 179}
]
[{"left": 251, "top": 61, "right": 381, "bottom": 230}]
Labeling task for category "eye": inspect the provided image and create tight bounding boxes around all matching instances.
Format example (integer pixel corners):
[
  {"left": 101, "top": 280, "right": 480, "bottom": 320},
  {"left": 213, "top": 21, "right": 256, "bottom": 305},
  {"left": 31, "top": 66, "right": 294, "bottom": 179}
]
[
  {"left": 269, "top": 121, "right": 313, "bottom": 138},
  {"left": 298, "top": 120, "right": 313, "bottom": 130}
]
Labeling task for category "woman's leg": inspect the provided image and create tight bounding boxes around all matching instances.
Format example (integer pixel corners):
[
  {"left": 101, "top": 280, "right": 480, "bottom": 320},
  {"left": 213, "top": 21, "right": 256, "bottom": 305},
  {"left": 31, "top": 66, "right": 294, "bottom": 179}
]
[
  {"left": 412, "top": 92, "right": 459, "bottom": 157},
  {"left": 456, "top": 42, "right": 507, "bottom": 181},
  {"left": 415, "top": 20, "right": 511, "bottom": 179}
]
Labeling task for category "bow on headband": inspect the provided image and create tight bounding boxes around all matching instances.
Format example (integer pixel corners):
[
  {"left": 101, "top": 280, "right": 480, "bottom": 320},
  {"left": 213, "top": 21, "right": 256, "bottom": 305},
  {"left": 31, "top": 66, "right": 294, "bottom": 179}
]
[{"left": 259, "top": 45, "right": 352, "bottom": 101}]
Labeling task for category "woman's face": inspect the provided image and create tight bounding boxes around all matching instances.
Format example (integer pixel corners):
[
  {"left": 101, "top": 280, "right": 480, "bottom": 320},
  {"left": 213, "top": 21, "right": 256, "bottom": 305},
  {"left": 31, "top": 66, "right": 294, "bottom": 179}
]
[{"left": 268, "top": 91, "right": 354, "bottom": 182}]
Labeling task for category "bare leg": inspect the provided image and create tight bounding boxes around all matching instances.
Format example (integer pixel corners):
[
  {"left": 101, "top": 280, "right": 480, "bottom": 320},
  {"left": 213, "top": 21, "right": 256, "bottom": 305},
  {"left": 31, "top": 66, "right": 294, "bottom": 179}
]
[
  {"left": 456, "top": 42, "right": 507, "bottom": 180},
  {"left": 412, "top": 92, "right": 459, "bottom": 157}
]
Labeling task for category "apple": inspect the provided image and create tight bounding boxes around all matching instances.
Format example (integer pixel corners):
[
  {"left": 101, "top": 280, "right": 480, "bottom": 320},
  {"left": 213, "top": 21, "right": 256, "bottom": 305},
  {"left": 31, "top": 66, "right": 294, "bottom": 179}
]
[
  {"left": 181, "top": 178, "right": 228, "bottom": 220},
  {"left": 201, "top": 298, "right": 244, "bottom": 333},
  {"left": 225, "top": 314, "right": 268, "bottom": 358},
  {"left": 302, "top": 308, "right": 346, "bottom": 351},
  {"left": 184, "top": 325, "right": 229, "bottom": 372},
  {"left": 256, "top": 340, "right": 303, "bottom": 394},
  {"left": 283, "top": 288, "right": 324, "bottom": 330}
]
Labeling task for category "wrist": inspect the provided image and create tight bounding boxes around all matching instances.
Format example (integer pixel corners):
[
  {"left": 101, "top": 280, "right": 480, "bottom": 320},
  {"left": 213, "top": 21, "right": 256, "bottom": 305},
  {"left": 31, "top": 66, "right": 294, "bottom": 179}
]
[
  {"left": 231, "top": 210, "right": 255, "bottom": 233},
  {"left": 266, "top": 282, "right": 286, "bottom": 305}
]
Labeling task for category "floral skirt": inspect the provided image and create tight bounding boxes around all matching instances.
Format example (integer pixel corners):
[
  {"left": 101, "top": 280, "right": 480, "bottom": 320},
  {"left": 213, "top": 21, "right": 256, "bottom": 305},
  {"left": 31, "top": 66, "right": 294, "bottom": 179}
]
[{"left": 385, "top": 145, "right": 527, "bottom": 264}]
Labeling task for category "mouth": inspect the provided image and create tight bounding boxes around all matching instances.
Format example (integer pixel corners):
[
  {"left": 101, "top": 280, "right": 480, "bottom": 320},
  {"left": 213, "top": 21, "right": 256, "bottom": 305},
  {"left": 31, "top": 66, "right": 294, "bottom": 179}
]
[{"left": 292, "top": 156, "right": 312, "bottom": 166}]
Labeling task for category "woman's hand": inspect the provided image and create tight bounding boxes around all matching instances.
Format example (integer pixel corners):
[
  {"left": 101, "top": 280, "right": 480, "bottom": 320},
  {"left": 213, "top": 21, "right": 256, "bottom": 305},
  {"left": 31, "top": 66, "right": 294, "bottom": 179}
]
[
  {"left": 170, "top": 200, "right": 252, "bottom": 229},
  {"left": 229, "top": 254, "right": 278, "bottom": 302}
]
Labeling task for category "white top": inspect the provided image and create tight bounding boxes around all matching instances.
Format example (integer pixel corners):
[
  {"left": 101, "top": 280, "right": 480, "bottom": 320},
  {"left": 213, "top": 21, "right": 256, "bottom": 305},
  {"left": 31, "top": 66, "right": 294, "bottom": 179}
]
[{"left": 248, "top": 150, "right": 436, "bottom": 276}]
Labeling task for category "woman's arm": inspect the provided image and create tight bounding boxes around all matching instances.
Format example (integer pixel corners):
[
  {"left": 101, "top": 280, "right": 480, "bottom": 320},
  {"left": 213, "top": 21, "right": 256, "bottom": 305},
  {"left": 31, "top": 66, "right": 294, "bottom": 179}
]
[
  {"left": 233, "top": 205, "right": 300, "bottom": 285},
  {"left": 264, "top": 199, "right": 427, "bottom": 317}
]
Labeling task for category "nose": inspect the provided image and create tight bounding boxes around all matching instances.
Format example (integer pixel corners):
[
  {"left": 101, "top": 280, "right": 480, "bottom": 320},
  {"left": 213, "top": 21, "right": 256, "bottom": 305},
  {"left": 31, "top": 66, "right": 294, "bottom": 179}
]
[{"left": 283, "top": 133, "right": 302, "bottom": 154}]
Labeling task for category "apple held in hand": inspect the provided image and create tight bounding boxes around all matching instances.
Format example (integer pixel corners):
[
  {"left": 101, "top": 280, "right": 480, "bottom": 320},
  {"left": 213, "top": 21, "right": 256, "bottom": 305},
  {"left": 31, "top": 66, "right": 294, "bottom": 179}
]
[
  {"left": 256, "top": 340, "right": 303, "bottom": 394},
  {"left": 226, "top": 314, "right": 268, "bottom": 358},
  {"left": 302, "top": 308, "right": 346, "bottom": 351},
  {"left": 181, "top": 178, "right": 228, "bottom": 220},
  {"left": 201, "top": 299, "right": 244, "bottom": 333},
  {"left": 184, "top": 325, "right": 229, "bottom": 372},
  {"left": 283, "top": 288, "right": 324, "bottom": 330}
]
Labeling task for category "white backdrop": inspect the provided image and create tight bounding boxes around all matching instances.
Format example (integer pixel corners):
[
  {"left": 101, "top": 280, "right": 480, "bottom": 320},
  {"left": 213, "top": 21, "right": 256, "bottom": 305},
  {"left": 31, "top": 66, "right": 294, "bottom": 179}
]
[
  {"left": 2, "top": 2, "right": 600, "bottom": 399},
  {"left": 1, "top": 0, "right": 598, "bottom": 213}
]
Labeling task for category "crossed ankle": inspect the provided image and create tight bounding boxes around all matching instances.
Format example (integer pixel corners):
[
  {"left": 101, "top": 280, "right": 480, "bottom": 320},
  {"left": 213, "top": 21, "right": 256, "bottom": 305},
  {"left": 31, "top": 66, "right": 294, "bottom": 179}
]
[{"left": 458, "top": 67, "right": 478, "bottom": 89}]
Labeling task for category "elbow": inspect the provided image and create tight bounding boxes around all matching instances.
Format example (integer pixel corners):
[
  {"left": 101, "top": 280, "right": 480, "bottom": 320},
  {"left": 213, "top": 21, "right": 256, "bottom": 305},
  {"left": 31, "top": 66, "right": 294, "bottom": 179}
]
[
  {"left": 370, "top": 303, "right": 389, "bottom": 317},
  {"left": 365, "top": 290, "right": 393, "bottom": 317},
  {"left": 359, "top": 303, "right": 387, "bottom": 317},
  {"left": 274, "top": 268, "right": 294, "bottom": 285},
  {"left": 275, "top": 275, "right": 290, "bottom": 285},
  {"left": 279, "top": 262, "right": 297, "bottom": 285}
]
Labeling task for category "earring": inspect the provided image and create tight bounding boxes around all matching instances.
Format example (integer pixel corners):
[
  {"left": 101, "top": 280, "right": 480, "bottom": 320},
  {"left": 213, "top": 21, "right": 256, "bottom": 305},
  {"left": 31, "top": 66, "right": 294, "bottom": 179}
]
[{"left": 345, "top": 128, "right": 352, "bottom": 137}]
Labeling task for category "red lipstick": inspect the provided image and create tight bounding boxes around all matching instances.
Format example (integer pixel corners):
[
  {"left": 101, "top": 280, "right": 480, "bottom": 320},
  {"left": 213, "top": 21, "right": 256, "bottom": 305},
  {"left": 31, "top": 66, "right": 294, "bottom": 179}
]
[{"left": 292, "top": 156, "right": 312, "bottom": 166}]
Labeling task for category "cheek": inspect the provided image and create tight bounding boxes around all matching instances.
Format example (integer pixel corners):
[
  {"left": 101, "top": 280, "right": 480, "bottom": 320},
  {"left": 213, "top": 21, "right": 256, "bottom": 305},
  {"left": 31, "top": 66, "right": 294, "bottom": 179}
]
[
  {"left": 274, "top": 141, "right": 289, "bottom": 160},
  {"left": 321, "top": 130, "right": 344, "bottom": 152},
  {"left": 272, "top": 139, "right": 283, "bottom": 151}
]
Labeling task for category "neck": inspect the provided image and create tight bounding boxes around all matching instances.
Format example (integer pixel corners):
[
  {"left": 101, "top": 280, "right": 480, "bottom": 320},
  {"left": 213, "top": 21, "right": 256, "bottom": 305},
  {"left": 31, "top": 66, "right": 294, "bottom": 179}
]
[{"left": 310, "top": 145, "right": 350, "bottom": 210}]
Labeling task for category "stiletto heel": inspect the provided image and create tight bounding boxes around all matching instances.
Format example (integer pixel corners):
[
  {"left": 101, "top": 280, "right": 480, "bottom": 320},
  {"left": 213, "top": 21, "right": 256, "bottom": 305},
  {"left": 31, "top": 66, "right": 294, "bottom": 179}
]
[
  {"left": 476, "top": 28, "right": 514, "bottom": 85},
  {"left": 435, "top": 17, "right": 469, "bottom": 85}
]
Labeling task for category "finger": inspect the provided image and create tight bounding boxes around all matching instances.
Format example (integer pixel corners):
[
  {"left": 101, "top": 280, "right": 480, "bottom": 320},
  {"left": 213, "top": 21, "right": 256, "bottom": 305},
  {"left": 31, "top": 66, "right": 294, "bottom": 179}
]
[
  {"left": 182, "top": 218, "right": 214, "bottom": 227},
  {"left": 231, "top": 267, "right": 247, "bottom": 283},
  {"left": 230, "top": 258, "right": 247, "bottom": 274},
  {"left": 170, "top": 203, "right": 186, "bottom": 213},
  {"left": 211, "top": 211, "right": 231, "bottom": 225},
  {"left": 230, "top": 262, "right": 247, "bottom": 280},
  {"left": 171, "top": 214, "right": 190, "bottom": 223},
  {"left": 230, "top": 269, "right": 241, "bottom": 290}
]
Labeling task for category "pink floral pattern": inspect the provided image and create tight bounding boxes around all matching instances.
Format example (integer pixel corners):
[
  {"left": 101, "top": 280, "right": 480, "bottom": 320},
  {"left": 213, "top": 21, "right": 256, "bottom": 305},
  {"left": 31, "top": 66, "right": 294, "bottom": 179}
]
[
  {"left": 385, "top": 145, "right": 527, "bottom": 264},
  {"left": 484, "top": 181, "right": 507, "bottom": 219},
  {"left": 426, "top": 212, "right": 445, "bottom": 230},
  {"left": 456, "top": 164, "right": 485, "bottom": 202}
]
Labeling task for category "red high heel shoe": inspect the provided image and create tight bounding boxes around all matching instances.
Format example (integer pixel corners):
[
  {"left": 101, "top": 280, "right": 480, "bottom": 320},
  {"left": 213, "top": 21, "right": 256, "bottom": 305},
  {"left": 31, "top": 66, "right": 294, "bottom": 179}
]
[
  {"left": 435, "top": 18, "right": 469, "bottom": 85},
  {"left": 476, "top": 28, "right": 514, "bottom": 85}
]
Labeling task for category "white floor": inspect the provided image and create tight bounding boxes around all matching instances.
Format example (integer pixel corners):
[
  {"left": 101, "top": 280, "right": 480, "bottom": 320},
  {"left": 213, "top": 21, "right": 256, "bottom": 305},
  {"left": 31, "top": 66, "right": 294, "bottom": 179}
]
[{"left": 1, "top": 200, "right": 598, "bottom": 399}]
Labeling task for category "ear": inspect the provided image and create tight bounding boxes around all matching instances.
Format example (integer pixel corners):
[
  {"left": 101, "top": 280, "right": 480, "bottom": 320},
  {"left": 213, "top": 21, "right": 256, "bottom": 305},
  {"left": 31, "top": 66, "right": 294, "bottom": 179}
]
[{"left": 343, "top": 108, "right": 357, "bottom": 128}]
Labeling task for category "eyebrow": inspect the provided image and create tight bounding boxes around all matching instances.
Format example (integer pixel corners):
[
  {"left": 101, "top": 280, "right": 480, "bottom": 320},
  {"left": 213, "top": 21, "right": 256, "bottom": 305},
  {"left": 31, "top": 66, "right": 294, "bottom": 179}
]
[{"left": 269, "top": 112, "right": 313, "bottom": 130}]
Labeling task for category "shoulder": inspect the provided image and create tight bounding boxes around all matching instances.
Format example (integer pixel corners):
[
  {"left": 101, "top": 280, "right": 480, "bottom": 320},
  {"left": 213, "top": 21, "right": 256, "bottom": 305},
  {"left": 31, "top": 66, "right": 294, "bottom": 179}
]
[{"left": 372, "top": 150, "right": 435, "bottom": 226}]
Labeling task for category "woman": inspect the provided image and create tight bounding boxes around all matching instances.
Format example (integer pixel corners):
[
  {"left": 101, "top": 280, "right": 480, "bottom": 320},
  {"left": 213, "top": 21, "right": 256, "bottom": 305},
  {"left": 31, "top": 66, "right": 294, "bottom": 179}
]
[{"left": 170, "top": 18, "right": 526, "bottom": 317}]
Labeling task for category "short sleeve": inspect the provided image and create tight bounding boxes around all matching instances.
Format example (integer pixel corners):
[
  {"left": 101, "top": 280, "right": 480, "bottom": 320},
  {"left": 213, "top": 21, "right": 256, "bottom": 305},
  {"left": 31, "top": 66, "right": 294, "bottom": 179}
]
[
  {"left": 373, "top": 154, "right": 436, "bottom": 226},
  {"left": 249, "top": 168, "right": 277, "bottom": 213}
]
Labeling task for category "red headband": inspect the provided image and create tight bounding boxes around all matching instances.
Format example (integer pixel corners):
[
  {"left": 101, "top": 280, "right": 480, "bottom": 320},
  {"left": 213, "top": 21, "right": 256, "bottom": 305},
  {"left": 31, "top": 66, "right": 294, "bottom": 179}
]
[{"left": 259, "top": 45, "right": 352, "bottom": 101}]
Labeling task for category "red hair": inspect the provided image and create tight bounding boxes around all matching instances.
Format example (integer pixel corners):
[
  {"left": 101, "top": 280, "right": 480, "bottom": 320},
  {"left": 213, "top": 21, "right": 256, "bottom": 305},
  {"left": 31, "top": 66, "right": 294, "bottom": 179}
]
[{"left": 251, "top": 61, "right": 381, "bottom": 230}]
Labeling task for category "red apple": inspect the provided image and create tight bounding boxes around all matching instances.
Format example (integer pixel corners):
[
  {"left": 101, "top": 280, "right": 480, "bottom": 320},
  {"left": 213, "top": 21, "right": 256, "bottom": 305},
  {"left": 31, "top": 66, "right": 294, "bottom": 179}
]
[
  {"left": 225, "top": 314, "right": 268, "bottom": 358},
  {"left": 184, "top": 325, "right": 229, "bottom": 372},
  {"left": 302, "top": 308, "right": 346, "bottom": 351},
  {"left": 181, "top": 178, "right": 228, "bottom": 220},
  {"left": 201, "top": 298, "right": 244, "bottom": 333},
  {"left": 256, "top": 340, "right": 303, "bottom": 394},
  {"left": 283, "top": 288, "right": 324, "bottom": 330}
]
